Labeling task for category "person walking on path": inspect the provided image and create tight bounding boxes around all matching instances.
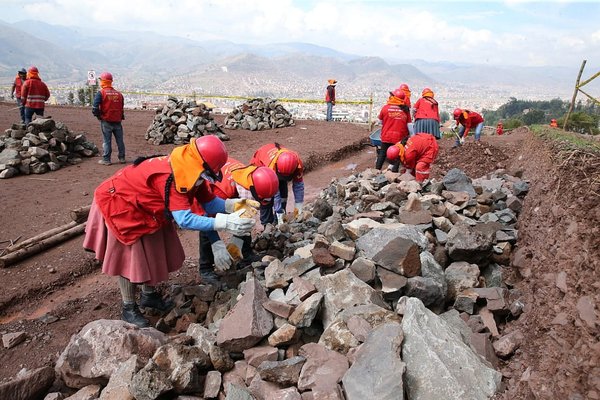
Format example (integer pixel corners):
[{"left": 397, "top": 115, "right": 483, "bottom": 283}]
[
  {"left": 83, "top": 136, "right": 256, "bottom": 327},
  {"left": 196, "top": 158, "right": 279, "bottom": 286},
  {"left": 413, "top": 87, "right": 440, "bottom": 139},
  {"left": 21, "top": 66, "right": 50, "bottom": 124},
  {"left": 375, "top": 89, "right": 410, "bottom": 172},
  {"left": 386, "top": 132, "right": 439, "bottom": 182},
  {"left": 453, "top": 108, "right": 485, "bottom": 147},
  {"left": 325, "top": 79, "right": 337, "bottom": 121},
  {"left": 93, "top": 72, "right": 126, "bottom": 165},
  {"left": 249, "top": 143, "right": 305, "bottom": 226},
  {"left": 10, "top": 68, "right": 27, "bottom": 123}
]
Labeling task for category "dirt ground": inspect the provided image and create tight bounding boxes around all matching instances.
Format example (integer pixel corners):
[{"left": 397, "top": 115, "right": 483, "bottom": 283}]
[{"left": 0, "top": 103, "right": 598, "bottom": 399}]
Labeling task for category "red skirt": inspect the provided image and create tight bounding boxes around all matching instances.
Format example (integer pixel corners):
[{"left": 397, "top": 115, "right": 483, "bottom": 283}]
[{"left": 83, "top": 201, "right": 185, "bottom": 285}]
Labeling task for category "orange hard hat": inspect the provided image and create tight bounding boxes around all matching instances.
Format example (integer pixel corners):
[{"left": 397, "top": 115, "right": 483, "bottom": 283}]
[
  {"left": 422, "top": 87, "right": 434, "bottom": 97},
  {"left": 194, "top": 136, "right": 228, "bottom": 182}
]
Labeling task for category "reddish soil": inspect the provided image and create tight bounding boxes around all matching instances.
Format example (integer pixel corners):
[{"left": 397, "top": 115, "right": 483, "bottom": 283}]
[{"left": 0, "top": 103, "right": 598, "bottom": 399}]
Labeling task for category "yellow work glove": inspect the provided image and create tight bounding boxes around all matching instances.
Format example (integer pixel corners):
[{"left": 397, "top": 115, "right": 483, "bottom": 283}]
[
  {"left": 225, "top": 198, "right": 260, "bottom": 218},
  {"left": 293, "top": 202, "right": 304, "bottom": 222}
]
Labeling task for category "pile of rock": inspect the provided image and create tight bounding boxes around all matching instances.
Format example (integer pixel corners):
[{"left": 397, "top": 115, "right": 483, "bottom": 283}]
[
  {"left": 0, "top": 118, "right": 99, "bottom": 179},
  {"left": 223, "top": 98, "right": 295, "bottom": 131},
  {"left": 145, "top": 97, "right": 229, "bottom": 145},
  {"left": 4, "top": 167, "right": 531, "bottom": 399}
]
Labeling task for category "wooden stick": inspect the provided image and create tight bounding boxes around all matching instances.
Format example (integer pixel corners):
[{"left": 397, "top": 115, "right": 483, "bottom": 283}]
[
  {"left": 0, "top": 223, "right": 86, "bottom": 268},
  {"left": 3, "top": 221, "right": 78, "bottom": 255},
  {"left": 70, "top": 205, "right": 92, "bottom": 223},
  {"left": 28, "top": 178, "right": 58, "bottom": 181},
  {"left": 564, "top": 60, "right": 586, "bottom": 130}
]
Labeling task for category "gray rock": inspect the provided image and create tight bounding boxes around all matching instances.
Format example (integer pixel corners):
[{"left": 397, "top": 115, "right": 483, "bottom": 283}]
[
  {"left": 372, "top": 236, "right": 421, "bottom": 278},
  {"left": 342, "top": 323, "right": 405, "bottom": 400},
  {"left": 225, "top": 383, "right": 254, "bottom": 400},
  {"left": 444, "top": 261, "right": 481, "bottom": 301},
  {"left": 288, "top": 292, "right": 323, "bottom": 328},
  {"left": 2, "top": 331, "right": 27, "bottom": 348},
  {"left": 0, "top": 166, "right": 19, "bottom": 179},
  {"left": 258, "top": 356, "right": 306, "bottom": 386},
  {"left": 204, "top": 371, "right": 222, "bottom": 399},
  {"left": 513, "top": 180, "right": 529, "bottom": 196},
  {"left": 356, "top": 226, "right": 428, "bottom": 261},
  {"left": 0, "top": 367, "right": 55, "bottom": 400},
  {"left": 349, "top": 257, "right": 376, "bottom": 283},
  {"left": 64, "top": 385, "right": 102, "bottom": 400},
  {"left": 216, "top": 278, "right": 273, "bottom": 352},
  {"left": 297, "top": 343, "right": 349, "bottom": 391},
  {"left": 98, "top": 355, "right": 139, "bottom": 400},
  {"left": 401, "top": 297, "right": 501, "bottom": 400},
  {"left": 130, "top": 361, "right": 173, "bottom": 400},
  {"left": 445, "top": 223, "right": 496, "bottom": 263},
  {"left": 442, "top": 168, "right": 476, "bottom": 197},
  {"left": 312, "top": 198, "right": 333, "bottom": 221}
]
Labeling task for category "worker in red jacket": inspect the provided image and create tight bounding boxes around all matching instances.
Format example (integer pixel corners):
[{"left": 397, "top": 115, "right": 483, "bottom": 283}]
[
  {"left": 453, "top": 108, "right": 485, "bottom": 146},
  {"left": 325, "top": 79, "right": 337, "bottom": 121},
  {"left": 386, "top": 132, "right": 439, "bottom": 182},
  {"left": 399, "top": 83, "right": 412, "bottom": 107},
  {"left": 21, "top": 66, "right": 50, "bottom": 124},
  {"left": 376, "top": 89, "right": 410, "bottom": 172},
  {"left": 83, "top": 136, "right": 256, "bottom": 327},
  {"left": 550, "top": 119, "right": 558, "bottom": 128},
  {"left": 10, "top": 68, "right": 27, "bottom": 123},
  {"left": 93, "top": 72, "right": 126, "bottom": 165},
  {"left": 196, "top": 158, "right": 279, "bottom": 286},
  {"left": 496, "top": 121, "right": 504, "bottom": 135},
  {"left": 413, "top": 87, "right": 440, "bottom": 139},
  {"left": 250, "top": 143, "right": 304, "bottom": 225}
]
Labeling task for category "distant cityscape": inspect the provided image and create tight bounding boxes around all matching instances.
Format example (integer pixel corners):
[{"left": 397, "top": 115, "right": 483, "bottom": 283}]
[{"left": 1, "top": 77, "right": 571, "bottom": 125}]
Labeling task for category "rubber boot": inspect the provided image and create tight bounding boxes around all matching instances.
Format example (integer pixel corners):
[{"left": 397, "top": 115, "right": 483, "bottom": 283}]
[
  {"left": 122, "top": 303, "right": 150, "bottom": 328},
  {"left": 140, "top": 291, "right": 174, "bottom": 313},
  {"left": 199, "top": 268, "right": 222, "bottom": 287}
]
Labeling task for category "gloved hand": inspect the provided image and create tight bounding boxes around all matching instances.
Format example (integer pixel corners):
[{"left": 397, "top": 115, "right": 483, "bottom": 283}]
[
  {"left": 214, "top": 209, "right": 255, "bottom": 236},
  {"left": 293, "top": 202, "right": 304, "bottom": 221},
  {"left": 10, "top": 94, "right": 14, "bottom": 99},
  {"left": 225, "top": 198, "right": 260, "bottom": 217},
  {"left": 211, "top": 240, "right": 232, "bottom": 272},
  {"left": 276, "top": 212, "right": 285, "bottom": 225},
  {"left": 227, "top": 236, "right": 245, "bottom": 263}
]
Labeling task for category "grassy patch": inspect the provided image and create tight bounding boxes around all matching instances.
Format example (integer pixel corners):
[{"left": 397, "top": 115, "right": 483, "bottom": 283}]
[{"left": 531, "top": 125, "right": 600, "bottom": 153}]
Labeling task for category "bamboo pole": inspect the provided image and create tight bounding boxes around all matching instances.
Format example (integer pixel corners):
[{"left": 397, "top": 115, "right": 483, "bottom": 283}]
[
  {"left": 368, "top": 93, "right": 374, "bottom": 132},
  {"left": 2, "top": 220, "right": 79, "bottom": 255},
  {"left": 564, "top": 60, "right": 586, "bottom": 130},
  {"left": 0, "top": 223, "right": 86, "bottom": 268},
  {"left": 577, "top": 88, "right": 600, "bottom": 106},
  {"left": 578, "top": 70, "right": 600, "bottom": 88}
]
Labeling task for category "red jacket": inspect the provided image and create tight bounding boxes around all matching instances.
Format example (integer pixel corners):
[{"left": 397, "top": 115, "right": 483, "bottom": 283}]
[
  {"left": 211, "top": 157, "right": 245, "bottom": 199},
  {"left": 21, "top": 77, "right": 50, "bottom": 109},
  {"left": 250, "top": 143, "right": 304, "bottom": 183},
  {"left": 403, "top": 133, "right": 439, "bottom": 170},
  {"left": 457, "top": 111, "right": 484, "bottom": 136},
  {"left": 13, "top": 75, "right": 25, "bottom": 99},
  {"left": 99, "top": 87, "right": 124, "bottom": 122},
  {"left": 378, "top": 104, "right": 409, "bottom": 144},
  {"left": 325, "top": 85, "right": 336, "bottom": 102},
  {"left": 94, "top": 156, "right": 214, "bottom": 245},
  {"left": 413, "top": 97, "right": 439, "bottom": 121}
]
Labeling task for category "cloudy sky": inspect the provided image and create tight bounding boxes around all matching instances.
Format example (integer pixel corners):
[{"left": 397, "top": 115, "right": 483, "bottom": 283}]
[{"left": 1, "top": 0, "right": 599, "bottom": 67}]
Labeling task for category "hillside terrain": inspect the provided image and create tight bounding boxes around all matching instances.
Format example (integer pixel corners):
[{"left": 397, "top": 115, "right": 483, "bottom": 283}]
[{"left": 0, "top": 102, "right": 598, "bottom": 399}]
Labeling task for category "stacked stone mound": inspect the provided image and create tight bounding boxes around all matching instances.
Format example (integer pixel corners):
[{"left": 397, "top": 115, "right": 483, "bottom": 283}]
[
  {"left": 0, "top": 118, "right": 99, "bottom": 179},
  {"left": 145, "top": 96, "right": 229, "bottom": 145},
  {"left": 224, "top": 98, "right": 295, "bottom": 131},
  {"left": 16, "top": 167, "right": 534, "bottom": 399}
]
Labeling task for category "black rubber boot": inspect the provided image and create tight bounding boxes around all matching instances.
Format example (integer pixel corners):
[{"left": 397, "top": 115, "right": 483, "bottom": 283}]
[
  {"left": 199, "top": 268, "right": 222, "bottom": 288},
  {"left": 122, "top": 303, "right": 150, "bottom": 328},
  {"left": 140, "top": 291, "right": 174, "bottom": 313}
]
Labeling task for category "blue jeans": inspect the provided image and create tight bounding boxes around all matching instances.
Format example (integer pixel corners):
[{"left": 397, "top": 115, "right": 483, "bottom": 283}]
[
  {"left": 24, "top": 107, "right": 44, "bottom": 124},
  {"left": 456, "top": 122, "right": 484, "bottom": 145},
  {"left": 326, "top": 102, "right": 333, "bottom": 121},
  {"left": 16, "top": 98, "right": 25, "bottom": 123},
  {"left": 101, "top": 120, "right": 126, "bottom": 162}
]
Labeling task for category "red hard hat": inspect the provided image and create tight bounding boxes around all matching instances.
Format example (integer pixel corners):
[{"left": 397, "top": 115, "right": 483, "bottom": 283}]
[
  {"left": 387, "top": 145, "right": 400, "bottom": 161},
  {"left": 28, "top": 66, "right": 38, "bottom": 74},
  {"left": 195, "top": 136, "right": 228, "bottom": 182},
  {"left": 251, "top": 166, "right": 279, "bottom": 201},
  {"left": 100, "top": 72, "right": 113, "bottom": 81},
  {"left": 399, "top": 83, "right": 410, "bottom": 91},
  {"left": 453, "top": 108, "right": 463, "bottom": 119},
  {"left": 275, "top": 151, "right": 299, "bottom": 178},
  {"left": 391, "top": 89, "right": 406, "bottom": 99}
]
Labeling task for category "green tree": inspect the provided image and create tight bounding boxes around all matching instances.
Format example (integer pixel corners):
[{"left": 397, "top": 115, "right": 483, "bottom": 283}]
[
  {"left": 440, "top": 110, "right": 450, "bottom": 123},
  {"left": 67, "top": 91, "right": 75, "bottom": 105},
  {"left": 504, "top": 118, "right": 523, "bottom": 129},
  {"left": 77, "top": 88, "right": 86, "bottom": 105},
  {"left": 560, "top": 112, "right": 599, "bottom": 135},
  {"left": 522, "top": 109, "right": 545, "bottom": 125}
]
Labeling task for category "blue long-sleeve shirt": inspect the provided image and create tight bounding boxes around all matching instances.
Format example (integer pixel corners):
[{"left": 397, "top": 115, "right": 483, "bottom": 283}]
[{"left": 171, "top": 197, "right": 225, "bottom": 243}]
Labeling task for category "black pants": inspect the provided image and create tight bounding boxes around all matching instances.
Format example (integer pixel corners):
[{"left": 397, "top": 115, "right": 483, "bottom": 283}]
[
  {"left": 198, "top": 231, "right": 252, "bottom": 272},
  {"left": 259, "top": 179, "right": 289, "bottom": 226},
  {"left": 375, "top": 142, "right": 400, "bottom": 172}
]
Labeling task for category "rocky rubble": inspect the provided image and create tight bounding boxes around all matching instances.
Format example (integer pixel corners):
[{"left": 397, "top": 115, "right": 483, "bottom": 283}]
[
  {"left": 0, "top": 118, "right": 99, "bottom": 179},
  {"left": 223, "top": 98, "right": 294, "bottom": 131},
  {"left": 145, "top": 97, "right": 229, "bottom": 145},
  {"left": 2, "top": 166, "right": 532, "bottom": 399}
]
